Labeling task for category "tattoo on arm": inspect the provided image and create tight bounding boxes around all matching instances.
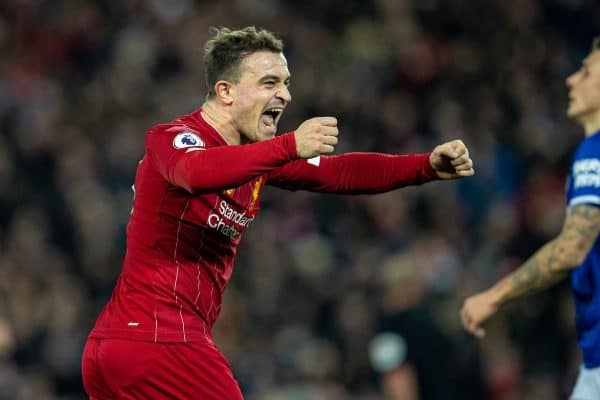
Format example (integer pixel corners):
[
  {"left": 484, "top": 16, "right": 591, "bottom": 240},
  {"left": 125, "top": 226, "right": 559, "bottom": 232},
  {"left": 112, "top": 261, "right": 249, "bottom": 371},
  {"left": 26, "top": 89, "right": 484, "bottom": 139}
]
[{"left": 504, "top": 205, "right": 600, "bottom": 301}]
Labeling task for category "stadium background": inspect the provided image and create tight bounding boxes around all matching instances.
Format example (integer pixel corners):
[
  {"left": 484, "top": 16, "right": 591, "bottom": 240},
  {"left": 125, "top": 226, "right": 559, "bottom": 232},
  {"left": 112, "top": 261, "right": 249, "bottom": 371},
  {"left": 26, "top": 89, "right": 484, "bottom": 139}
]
[{"left": 1, "top": 0, "right": 599, "bottom": 398}]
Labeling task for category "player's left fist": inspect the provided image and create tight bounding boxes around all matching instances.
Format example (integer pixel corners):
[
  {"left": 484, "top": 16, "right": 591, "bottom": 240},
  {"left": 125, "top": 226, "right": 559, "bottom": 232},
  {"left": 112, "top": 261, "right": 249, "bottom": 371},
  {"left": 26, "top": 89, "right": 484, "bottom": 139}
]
[{"left": 429, "top": 139, "right": 474, "bottom": 180}]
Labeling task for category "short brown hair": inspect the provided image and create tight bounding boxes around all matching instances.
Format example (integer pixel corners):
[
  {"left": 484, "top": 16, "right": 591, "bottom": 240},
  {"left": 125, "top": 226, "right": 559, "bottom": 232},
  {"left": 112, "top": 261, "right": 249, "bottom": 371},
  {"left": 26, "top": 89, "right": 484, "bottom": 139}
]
[{"left": 203, "top": 26, "right": 284, "bottom": 98}]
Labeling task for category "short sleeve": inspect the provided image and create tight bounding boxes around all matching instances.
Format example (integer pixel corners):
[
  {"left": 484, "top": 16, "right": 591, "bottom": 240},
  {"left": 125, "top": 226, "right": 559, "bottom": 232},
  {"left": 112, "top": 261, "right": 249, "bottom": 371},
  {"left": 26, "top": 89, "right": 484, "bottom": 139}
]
[{"left": 567, "top": 138, "right": 600, "bottom": 208}]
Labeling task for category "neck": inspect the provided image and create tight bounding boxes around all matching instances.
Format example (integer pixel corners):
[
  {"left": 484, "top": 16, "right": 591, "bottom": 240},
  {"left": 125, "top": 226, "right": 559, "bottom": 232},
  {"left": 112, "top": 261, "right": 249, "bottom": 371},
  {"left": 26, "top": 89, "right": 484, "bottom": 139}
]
[
  {"left": 580, "top": 110, "right": 600, "bottom": 137},
  {"left": 200, "top": 100, "right": 241, "bottom": 145}
]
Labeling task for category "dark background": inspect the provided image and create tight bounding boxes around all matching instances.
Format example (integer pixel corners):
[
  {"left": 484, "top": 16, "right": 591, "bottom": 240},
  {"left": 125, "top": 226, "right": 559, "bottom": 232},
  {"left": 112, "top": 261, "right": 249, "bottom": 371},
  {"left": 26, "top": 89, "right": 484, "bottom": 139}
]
[{"left": 0, "top": 0, "right": 598, "bottom": 398}]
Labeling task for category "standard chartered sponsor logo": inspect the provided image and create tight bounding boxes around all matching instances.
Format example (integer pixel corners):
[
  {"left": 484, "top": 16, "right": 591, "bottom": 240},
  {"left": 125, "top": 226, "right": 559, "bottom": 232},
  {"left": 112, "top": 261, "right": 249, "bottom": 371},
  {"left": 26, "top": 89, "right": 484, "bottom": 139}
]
[
  {"left": 574, "top": 158, "right": 600, "bottom": 188},
  {"left": 207, "top": 200, "right": 255, "bottom": 240},
  {"left": 218, "top": 200, "right": 254, "bottom": 227}
]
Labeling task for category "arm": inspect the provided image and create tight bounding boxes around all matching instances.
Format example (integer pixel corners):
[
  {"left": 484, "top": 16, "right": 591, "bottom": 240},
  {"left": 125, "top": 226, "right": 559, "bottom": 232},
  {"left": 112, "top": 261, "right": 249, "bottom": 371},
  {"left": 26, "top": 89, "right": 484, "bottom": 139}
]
[
  {"left": 147, "top": 129, "right": 298, "bottom": 193},
  {"left": 266, "top": 152, "right": 438, "bottom": 193},
  {"left": 147, "top": 116, "right": 340, "bottom": 193},
  {"left": 266, "top": 139, "right": 474, "bottom": 193},
  {"left": 461, "top": 204, "right": 600, "bottom": 338}
]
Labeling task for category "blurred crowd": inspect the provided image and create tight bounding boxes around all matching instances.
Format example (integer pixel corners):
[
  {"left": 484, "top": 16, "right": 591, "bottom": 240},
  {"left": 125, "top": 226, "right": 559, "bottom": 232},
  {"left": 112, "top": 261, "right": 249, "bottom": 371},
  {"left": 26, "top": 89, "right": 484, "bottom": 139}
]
[{"left": 1, "top": 0, "right": 599, "bottom": 398}]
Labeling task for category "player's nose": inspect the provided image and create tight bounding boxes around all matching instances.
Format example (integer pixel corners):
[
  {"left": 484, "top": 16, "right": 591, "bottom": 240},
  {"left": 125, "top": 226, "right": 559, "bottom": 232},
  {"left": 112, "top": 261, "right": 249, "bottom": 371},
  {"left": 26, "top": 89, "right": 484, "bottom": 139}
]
[
  {"left": 566, "top": 72, "right": 578, "bottom": 89},
  {"left": 276, "top": 85, "right": 292, "bottom": 104}
]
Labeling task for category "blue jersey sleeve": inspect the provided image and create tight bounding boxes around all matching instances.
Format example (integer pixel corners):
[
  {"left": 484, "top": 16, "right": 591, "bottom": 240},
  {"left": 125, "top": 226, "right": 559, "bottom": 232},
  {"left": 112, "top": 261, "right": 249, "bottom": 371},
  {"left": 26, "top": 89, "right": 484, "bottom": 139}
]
[{"left": 567, "top": 136, "right": 600, "bottom": 208}]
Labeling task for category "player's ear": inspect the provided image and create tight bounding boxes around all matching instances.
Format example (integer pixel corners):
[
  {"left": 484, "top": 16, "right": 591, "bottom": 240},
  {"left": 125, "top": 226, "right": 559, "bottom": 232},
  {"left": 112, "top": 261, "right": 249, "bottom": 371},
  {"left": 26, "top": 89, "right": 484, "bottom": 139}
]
[{"left": 214, "top": 80, "right": 234, "bottom": 105}]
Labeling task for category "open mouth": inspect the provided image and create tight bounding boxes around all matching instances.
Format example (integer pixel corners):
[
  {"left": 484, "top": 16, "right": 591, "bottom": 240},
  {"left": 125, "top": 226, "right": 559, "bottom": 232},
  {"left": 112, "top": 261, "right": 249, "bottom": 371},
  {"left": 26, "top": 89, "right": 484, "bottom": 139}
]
[{"left": 261, "top": 107, "right": 284, "bottom": 129}]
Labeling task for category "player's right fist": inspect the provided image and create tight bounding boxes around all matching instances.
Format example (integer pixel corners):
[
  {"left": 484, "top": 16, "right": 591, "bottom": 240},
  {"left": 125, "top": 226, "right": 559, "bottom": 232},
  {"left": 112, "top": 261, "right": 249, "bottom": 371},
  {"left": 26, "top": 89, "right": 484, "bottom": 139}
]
[{"left": 293, "top": 117, "right": 339, "bottom": 158}]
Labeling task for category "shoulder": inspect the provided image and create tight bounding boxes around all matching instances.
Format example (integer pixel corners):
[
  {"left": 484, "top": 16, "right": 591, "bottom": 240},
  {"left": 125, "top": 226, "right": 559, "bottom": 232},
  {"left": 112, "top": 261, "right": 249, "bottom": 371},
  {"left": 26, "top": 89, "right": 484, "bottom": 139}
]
[
  {"left": 150, "top": 124, "right": 208, "bottom": 149},
  {"left": 146, "top": 112, "right": 214, "bottom": 153},
  {"left": 576, "top": 135, "right": 600, "bottom": 156},
  {"left": 147, "top": 110, "right": 226, "bottom": 149}
]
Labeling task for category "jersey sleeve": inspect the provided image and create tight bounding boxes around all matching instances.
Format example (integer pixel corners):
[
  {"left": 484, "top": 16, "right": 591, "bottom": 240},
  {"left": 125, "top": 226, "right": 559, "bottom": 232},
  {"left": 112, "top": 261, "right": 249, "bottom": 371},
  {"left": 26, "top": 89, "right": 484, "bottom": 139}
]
[
  {"left": 265, "top": 152, "right": 438, "bottom": 194},
  {"left": 146, "top": 126, "right": 298, "bottom": 193},
  {"left": 567, "top": 139, "right": 600, "bottom": 208}
]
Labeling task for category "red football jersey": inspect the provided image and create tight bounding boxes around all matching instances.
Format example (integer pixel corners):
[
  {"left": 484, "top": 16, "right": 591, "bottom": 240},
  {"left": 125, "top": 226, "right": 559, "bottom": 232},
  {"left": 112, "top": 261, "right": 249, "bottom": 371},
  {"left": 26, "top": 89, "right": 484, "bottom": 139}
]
[{"left": 89, "top": 109, "right": 437, "bottom": 343}]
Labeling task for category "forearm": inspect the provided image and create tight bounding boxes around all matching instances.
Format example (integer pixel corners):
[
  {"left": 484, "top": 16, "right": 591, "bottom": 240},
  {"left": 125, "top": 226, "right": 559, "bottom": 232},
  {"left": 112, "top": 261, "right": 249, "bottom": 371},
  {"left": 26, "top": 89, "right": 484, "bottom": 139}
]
[
  {"left": 330, "top": 152, "right": 439, "bottom": 193},
  {"left": 267, "top": 152, "right": 439, "bottom": 193},
  {"left": 488, "top": 238, "right": 574, "bottom": 306}
]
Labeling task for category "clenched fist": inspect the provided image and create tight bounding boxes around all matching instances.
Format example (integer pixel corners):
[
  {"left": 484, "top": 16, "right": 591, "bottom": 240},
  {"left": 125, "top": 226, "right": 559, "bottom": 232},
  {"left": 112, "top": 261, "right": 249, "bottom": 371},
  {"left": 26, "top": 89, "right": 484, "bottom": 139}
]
[
  {"left": 429, "top": 139, "right": 475, "bottom": 179},
  {"left": 460, "top": 290, "right": 499, "bottom": 339},
  {"left": 294, "top": 117, "right": 339, "bottom": 158}
]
